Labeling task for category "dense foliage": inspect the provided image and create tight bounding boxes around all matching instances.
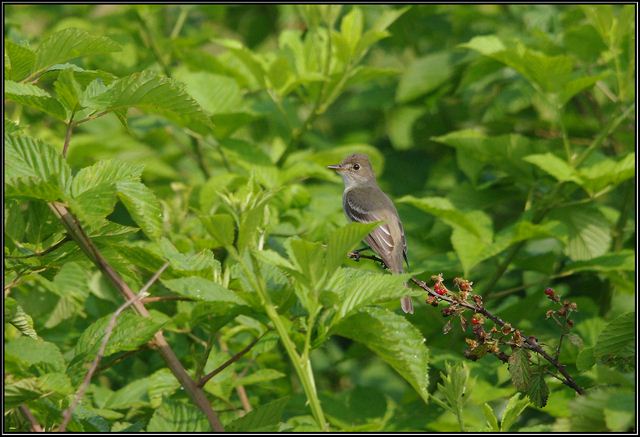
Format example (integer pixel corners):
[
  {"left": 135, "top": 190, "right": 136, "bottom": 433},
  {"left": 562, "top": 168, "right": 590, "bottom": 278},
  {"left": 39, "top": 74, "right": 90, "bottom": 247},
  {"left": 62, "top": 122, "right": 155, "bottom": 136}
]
[{"left": 4, "top": 4, "right": 635, "bottom": 432}]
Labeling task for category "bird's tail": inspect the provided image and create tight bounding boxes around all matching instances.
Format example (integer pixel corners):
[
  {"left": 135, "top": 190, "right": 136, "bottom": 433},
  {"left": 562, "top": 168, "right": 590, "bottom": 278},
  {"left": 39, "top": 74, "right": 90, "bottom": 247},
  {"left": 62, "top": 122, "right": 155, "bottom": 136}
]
[{"left": 401, "top": 295, "right": 414, "bottom": 314}]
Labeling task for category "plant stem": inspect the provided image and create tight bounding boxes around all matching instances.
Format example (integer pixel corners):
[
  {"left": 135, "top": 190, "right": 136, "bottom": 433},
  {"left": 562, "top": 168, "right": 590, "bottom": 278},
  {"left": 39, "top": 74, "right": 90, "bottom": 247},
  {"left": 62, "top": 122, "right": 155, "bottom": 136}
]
[
  {"left": 233, "top": 251, "right": 328, "bottom": 430},
  {"left": 19, "top": 404, "right": 43, "bottom": 432}
]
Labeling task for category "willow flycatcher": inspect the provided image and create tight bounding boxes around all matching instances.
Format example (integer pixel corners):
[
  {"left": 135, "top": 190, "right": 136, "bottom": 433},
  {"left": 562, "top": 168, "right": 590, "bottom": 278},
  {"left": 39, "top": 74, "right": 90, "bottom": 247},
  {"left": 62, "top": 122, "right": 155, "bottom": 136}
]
[{"left": 328, "top": 153, "right": 413, "bottom": 314}]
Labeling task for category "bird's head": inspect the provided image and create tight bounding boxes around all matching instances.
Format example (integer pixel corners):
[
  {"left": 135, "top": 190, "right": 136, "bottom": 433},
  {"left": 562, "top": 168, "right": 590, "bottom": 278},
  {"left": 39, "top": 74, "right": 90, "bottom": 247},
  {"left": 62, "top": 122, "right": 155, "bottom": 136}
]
[{"left": 327, "top": 153, "right": 376, "bottom": 188}]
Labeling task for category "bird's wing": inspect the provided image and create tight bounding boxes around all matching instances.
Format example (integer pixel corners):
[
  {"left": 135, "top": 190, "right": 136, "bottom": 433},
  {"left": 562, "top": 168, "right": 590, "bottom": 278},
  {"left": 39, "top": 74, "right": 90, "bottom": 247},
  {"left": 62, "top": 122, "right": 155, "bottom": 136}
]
[{"left": 344, "top": 188, "right": 397, "bottom": 265}]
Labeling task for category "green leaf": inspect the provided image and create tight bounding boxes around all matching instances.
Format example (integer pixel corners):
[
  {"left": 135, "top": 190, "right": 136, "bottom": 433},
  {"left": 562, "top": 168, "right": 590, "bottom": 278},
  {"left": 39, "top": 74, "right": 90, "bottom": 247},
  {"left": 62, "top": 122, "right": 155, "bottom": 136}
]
[
  {"left": 550, "top": 206, "right": 612, "bottom": 261},
  {"left": 500, "top": 393, "right": 530, "bottom": 431},
  {"left": 333, "top": 306, "right": 429, "bottom": 403},
  {"left": 5, "top": 297, "right": 38, "bottom": 339},
  {"left": 559, "top": 73, "right": 609, "bottom": 106},
  {"left": 74, "top": 310, "right": 169, "bottom": 359},
  {"left": 436, "top": 361, "right": 470, "bottom": 415},
  {"left": 523, "top": 153, "right": 582, "bottom": 184},
  {"left": 594, "top": 312, "right": 634, "bottom": 370},
  {"left": 5, "top": 39, "right": 36, "bottom": 81},
  {"left": 226, "top": 397, "right": 289, "bottom": 432},
  {"left": 5, "top": 133, "right": 72, "bottom": 200},
  {"left": 508, "top": 349, "right": 531, "bottom": 392},
  {"left": 483, "top": 403, "right": 500, "bottom": 432},
  {"left": 54, "top": 68, "right": 83, "bottom": 113},
  {"left": 161, "top": 276, "right": 245, "bottom": 305},
  {"left": 173, "top": 69, "right": 244, "bottom": 115},
  {"left": 69, "top": 183, "right": 118, "bottom": 226},
  {"left": 147, "top": 400, "right": 209, "bottom": 432},
  {"left": 235, "top": 369, "right": 286, "bottom": 387},
  {"left": 5, "top": 79, "right": 67, "bottom": 120},
  {"left": 396, "top": 52, "right": 455, "bottom": 103},
  {"left": 432, "top": 130, "right": 543, "bottom": 185},
  {"left": 451, "top": 210, "right": 494, "bottom": 275},
  {"left": 116, "top": 181, "right": 163, "bottom": 240},
  {"left": 578, "top": 152, "right": 635, "bottom": 195},
  {"left": 33, "top": 28, "right": 121, "bottom": 72},
  {"left": 526, "top": 372, "right": 549, "bottom": 408},
  {"left": 340, "top": 7, "right": 363, "bottom": 55},
  {"left": 399, "top": 195, "right": 491, "bottom": 240},
  {"left": 461, "top": 35, "right": 574, "bottom": 95},
  {"left": 148, "top": 368, "right": 181, "bottom": 409},
  {"left": 330, "top": 268, "right": 415, "bottom": 321},
  {"left": 200, "top": 214, "right": 236, "bottom": 247},
  {"left": 562, "top": 250, "right": 635, "bottom": 274},
  {"left": 325, "top": 222, "right": 379, "bottom": 276},
  {"left": 576, "top": 346, "right": 596, "bottom": 371},
  {"left": 387, "top": 106, "right": 425, "bottom": 150},
  {"left": 71, "top": 159, "right": 144, "bottom": 197},
  {"left": 5, "top": 337, "right": 65, "bottom": 372},
  {"left": 84, "top": 70, "right": 213, "bottom": 134}
]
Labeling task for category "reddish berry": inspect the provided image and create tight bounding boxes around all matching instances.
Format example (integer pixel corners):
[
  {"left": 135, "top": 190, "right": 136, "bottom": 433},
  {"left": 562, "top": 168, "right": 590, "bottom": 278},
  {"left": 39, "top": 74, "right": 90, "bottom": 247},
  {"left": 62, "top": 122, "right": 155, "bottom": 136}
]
[
  {"left": 544, "top": 288, "right": 554, "bottom": 297},
  {"left": 434, "top": 284, "right": 447, "bottom": 295},
  {"left": 471, "top": 317, "right": 480, "bottom": 325}
]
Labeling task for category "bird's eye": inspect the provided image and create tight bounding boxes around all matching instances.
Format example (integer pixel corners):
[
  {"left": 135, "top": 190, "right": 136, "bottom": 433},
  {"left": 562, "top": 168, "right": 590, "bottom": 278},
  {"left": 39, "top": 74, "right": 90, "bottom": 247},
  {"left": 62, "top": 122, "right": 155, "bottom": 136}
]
[{"left": 353, "top": 163, "right": 360, "bottom": 170}]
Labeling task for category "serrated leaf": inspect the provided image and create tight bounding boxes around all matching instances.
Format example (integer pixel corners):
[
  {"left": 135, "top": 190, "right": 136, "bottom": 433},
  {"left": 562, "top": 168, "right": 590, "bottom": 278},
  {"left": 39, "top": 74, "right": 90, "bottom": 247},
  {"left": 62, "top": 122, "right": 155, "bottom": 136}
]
[
  {"left": 578, "top": 152, "right": 635, "bottom": 195},
  {"left": 325, "top": 221, "right": 379, "bottom": 275},
  {"left": 5, "top": 133, "right": 71, "bottom": 199},
  {"left": 550, "top": 206, "right": 611, "bottom": 261},
  {"left": 5, "top": 79, "right": 67, "bottom": 119},
  {"left": 508, "top": 348, "right": 531, "bottom": 392},
  {"left": 116, "top": 180, "right": 163, "bottom": 240},
  {"left": 576, "top": 346, "right": 596, "bottom": 371},
  {"left": 396, "top": 52, "right": 455, "bottom": 103},
  {"left": 5, "top": 39, "right": 35, "bottom": 81},
  {"left": 69, "top": 182, "right": 118, "bottom": 225},
  {"left": 501, "top": 393, "right": 530, "bottom": 431},
  {"left": 5, "top": 297, "right": 38, "bottom": 339},
  {"left": 147, "top": 368, "right": 181, "bottom": 409},
  {"left": 333, "top": 307, "right": 429, "bottom": 403},
  {"left": 5, "top": 337, "right": 66, "bottom": 372},
  {"left": 162, "top": 276, "right": 245, "bottom": 305},
  {"left": 523, "top": 153, "right": 582, "bottom": 184},
  {"left": 54, "top": 68, "right": 83, "bottom": 112},
  {"left": 483, "top": 403, "right": 500, "bottom": 431},
  {"left": 84, "top": 70, "right": 213, "bottom": 134},
  {"left": 235, "top": 369, "right": 286, "bottom": 387},
  {"left": 71, "top": 159, "right": 144, "bottom": 197},
  {"left": 147, "top": 400, "right": 209, "bottom": 432},
  {"left": 174, "top": 70, "right": 243, "bottom": 114},
  {"left": 158, "top": 238, "right": 220, "bottom": 274},
  {"left": 436, "top": 361, "right": 470, "bottom": 415},
  {"left": 329, "top": 268, "right": 415, "bottom": 321},
  {"left": 227, "top": 397, "right": 289, "bottom": 432},
  {"left": 399, "top": 196, "right": 491, "bottom": 240},
  {"left": 526, "top": 372, "right": 549, "bottom": 408},
  {"left": 33, "top": 28, "right": 121, "bottom": 72},
  {"left": 200, "top": 214, "right": 236, "bottom": 247},
  {"left": 450, "top": 210, "right": 494, "bottom": 275},
  {"left": 340, "top": 7, "right": 363, "bottom": 54},
  {"left": 594, "top": 312, "right": 634, "bottom": 369},
  {"left": 74, "top": 310, "right": 169, "bottom": 359}
]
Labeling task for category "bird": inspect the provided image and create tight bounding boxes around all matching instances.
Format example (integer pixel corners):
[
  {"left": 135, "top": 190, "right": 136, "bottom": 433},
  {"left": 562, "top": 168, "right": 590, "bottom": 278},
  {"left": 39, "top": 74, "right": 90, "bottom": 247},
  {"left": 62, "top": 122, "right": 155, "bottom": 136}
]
[{"left": 327, "top": 153, "right": 413, "bottom": 314}]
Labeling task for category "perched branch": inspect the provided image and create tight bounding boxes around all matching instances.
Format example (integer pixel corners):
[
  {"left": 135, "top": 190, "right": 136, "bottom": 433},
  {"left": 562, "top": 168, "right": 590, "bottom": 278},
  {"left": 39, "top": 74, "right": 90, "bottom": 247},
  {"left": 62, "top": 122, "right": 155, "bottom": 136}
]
[
  {"left": 59, "top": 263, "right": 169, "bottom": 432},
  {"left": 19, "top": 404, "right": 43, "bottom": 432},
  {"left": 197, "top": 332, "right": 266, "bottom": 388},
  {"left": 349, "top": 252, "right": 586, "bottom": 396}
]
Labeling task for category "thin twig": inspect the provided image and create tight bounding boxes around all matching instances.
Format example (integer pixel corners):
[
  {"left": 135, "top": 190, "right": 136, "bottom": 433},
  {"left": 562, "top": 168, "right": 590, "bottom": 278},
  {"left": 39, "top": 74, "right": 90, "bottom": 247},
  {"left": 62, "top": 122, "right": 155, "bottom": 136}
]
[
  {"left": 61, "top": 112, "right": 75, "bottom": 158},
  {"left": 348, "top": 252, "right": 585, "bottom": 395},
  {"left": 59, "top": 263, "right": 169, "bottom": 432},
  {"left": 6, "top": 236, "right": 71, "bottom": 259},
  {"left": 96, "top": 348, "right": 145, "bottom": 373},
  {"left": 198, "top": 332, "right": 266, "bottom": 388},
  {"left": 142, "top": 295, "right": 195, "bottom": 304},
  {"left": 219, "top": 338, "right": 253, "bottom": 413},
  {"left": 19, "top": 404, "right": 43, "bottom": 432}
]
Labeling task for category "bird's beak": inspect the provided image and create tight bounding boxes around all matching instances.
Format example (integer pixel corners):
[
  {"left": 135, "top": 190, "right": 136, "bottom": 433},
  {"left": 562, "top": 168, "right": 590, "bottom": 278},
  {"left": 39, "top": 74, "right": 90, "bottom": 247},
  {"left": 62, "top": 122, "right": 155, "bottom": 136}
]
[{"left": 327, "top": 164, "right": 345, "bottom": 172}]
